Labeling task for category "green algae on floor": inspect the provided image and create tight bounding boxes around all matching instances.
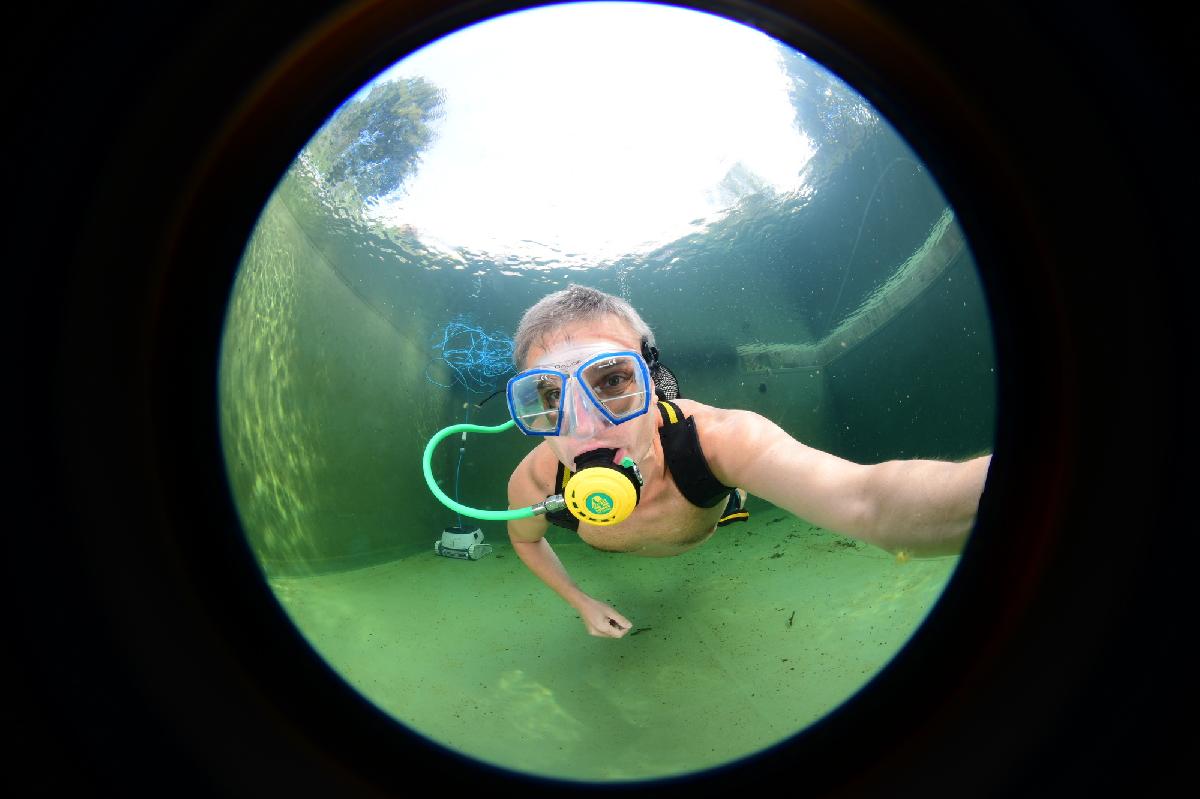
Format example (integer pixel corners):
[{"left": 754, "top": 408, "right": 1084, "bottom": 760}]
[{"left": 268, "top": 512, "right": 956, "bottom": 782}]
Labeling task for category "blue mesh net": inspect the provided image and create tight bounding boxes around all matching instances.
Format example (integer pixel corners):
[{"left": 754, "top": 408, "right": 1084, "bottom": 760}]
[{"left": 426, "top": 318, "right": 515, "bottom": 393}]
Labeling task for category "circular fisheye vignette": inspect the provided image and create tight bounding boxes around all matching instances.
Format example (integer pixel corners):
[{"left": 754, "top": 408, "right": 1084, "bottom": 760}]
[{"left": 213, "top": 0, "right": 993, "bottom": 782}]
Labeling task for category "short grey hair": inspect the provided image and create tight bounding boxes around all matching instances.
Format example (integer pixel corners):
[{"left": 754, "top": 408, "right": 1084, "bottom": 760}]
[{"left": 513, "top": 285, "right": 655, "bottom": 368}]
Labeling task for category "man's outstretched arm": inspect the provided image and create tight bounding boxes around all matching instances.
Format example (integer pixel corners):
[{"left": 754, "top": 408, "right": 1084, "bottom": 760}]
[
  {"left": 858, "top": 454, "right": 990, "bottom": 556},
  {"left": 705, "top": 406, "right": 990, "bottom": 557}
]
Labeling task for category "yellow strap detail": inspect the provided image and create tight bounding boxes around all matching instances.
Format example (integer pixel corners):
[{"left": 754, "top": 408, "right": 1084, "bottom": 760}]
[{"left": 658, "top": 400, "right": 679, "bottom": 425}]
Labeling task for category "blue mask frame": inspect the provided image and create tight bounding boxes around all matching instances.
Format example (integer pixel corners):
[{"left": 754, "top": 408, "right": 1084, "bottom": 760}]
[{"left": 506, "top": 350, "right": 652, "bottom": 436}]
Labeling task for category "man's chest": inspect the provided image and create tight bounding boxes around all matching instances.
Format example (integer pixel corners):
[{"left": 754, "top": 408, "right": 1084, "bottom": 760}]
[{"left": 574, "top": 473, "right": 722, "bottom": 555}]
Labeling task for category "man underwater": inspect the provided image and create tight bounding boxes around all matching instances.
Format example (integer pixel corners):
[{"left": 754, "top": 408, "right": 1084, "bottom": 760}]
[{"left": 504, "top": 285, "right": 991, "bottom": 638}]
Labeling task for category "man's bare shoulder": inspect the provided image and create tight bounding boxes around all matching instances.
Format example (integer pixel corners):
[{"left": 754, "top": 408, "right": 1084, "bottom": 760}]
[
  {"left": 507, "top": 442, "right": 557, "bottom": 543},
  {"left": 668, "top": 397, "right": 727, "bottom": 422},
  {"left": 508, "top": 441, "right": 558, "bottom": 498},
  {"left": 670, "top": 398, "right": 750, "bottom": 435},
  {"left": 668, "top": 399, "right": 796, "bottom": 485}
]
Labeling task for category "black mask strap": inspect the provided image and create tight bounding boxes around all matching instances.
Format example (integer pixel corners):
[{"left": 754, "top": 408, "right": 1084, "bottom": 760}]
[
  {"left": 640, "top": 337, "right": 659, "bottom": 370},
  {"left": 641, "top": 336, "right": 680, "bottom": 400}
]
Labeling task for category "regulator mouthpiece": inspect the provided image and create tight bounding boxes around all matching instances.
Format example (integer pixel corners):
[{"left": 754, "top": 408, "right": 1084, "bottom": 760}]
[{"left": 563, "top": 448, "right": 643, "bottom": 526}]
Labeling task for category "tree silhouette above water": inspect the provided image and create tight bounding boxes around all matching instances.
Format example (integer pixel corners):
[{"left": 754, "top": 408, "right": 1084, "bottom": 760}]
[{"left": 308, "top": 76, "right": 444, "bottom": 202}]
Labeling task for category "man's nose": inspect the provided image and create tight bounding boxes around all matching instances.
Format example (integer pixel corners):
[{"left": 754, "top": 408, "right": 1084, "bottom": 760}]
[{"left": 564, "top": 382, "right": 600, "bottom": 438}]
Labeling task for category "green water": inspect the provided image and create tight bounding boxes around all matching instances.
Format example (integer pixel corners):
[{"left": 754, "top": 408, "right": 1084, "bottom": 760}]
[{"left": 270, "top": 516, "right": 955, "bottom": 781}]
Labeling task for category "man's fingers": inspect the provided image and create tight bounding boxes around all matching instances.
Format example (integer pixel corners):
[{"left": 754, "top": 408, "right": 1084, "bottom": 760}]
[
  {"left": 589, "top": 625, "right": 622, "bottom": 638},
  {"left": 607, "top": 618, "right": 631, "bottom": 637}
]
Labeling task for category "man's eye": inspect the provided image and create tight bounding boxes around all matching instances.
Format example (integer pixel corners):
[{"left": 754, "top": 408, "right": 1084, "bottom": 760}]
[{"left": 593, "top": 372, "right": 631, "bottom": 394}]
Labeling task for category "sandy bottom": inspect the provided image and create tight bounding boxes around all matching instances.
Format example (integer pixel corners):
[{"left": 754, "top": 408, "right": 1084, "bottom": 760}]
[{"left": 268, "top": 510, "right": 957, "bottom": 783}]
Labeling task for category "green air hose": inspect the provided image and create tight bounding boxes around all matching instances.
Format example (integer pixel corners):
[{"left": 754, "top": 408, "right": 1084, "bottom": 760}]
[
  {"left": 422, "top": 419, "right": 545, "bottom": 521},
  {"left": 423, "top": 418, "right": 642, "bottom": 525}
]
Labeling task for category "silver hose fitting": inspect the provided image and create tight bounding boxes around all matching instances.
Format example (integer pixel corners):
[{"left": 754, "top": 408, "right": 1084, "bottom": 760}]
[{"left": 529, "top": 495, "right": 567, "bottom": 516}]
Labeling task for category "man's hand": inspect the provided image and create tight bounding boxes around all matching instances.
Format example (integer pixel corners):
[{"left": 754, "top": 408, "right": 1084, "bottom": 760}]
[{"left": 573, "top": 596, "right": 632, "bottom": 638}]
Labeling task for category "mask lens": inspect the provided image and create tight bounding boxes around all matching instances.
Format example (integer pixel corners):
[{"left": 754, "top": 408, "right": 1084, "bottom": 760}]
[
  {"left": 580, "top": 354, "right": 648, "bottom": 422},
  {"left": 509, "top": 371, "right": 564, "bottom": 433}
]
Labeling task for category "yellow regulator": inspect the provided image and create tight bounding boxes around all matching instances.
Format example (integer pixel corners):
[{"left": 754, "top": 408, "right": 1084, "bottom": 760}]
[{"left": 562, "top": 450, "right": 644, "bottom": 526}]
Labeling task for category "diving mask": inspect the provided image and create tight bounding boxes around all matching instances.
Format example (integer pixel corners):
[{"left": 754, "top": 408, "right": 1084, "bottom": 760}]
[{"left": 506, "top": 343, "right": 652, "bottom": 437}]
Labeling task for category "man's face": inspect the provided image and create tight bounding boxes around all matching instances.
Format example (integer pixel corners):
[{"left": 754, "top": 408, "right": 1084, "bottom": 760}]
[{"left": 522, "top": 315, "right": 656, "bottom": 471}]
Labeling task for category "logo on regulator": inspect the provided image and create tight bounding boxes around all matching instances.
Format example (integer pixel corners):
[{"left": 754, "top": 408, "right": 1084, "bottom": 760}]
[{"left": 586, "top": 492, "right": 614, "bottom": 516}]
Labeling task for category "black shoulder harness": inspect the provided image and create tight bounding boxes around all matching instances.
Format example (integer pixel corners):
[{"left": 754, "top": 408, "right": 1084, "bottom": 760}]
[{"left": 654, "top": 400, "right": 734, "bottom": 509}]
